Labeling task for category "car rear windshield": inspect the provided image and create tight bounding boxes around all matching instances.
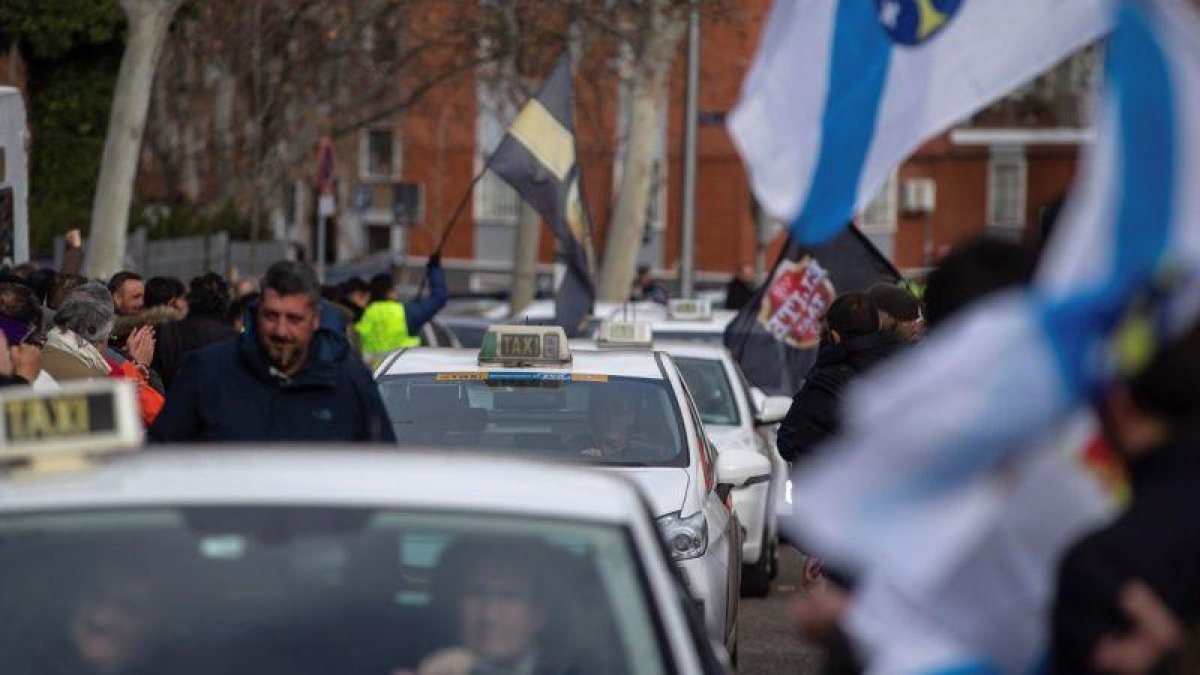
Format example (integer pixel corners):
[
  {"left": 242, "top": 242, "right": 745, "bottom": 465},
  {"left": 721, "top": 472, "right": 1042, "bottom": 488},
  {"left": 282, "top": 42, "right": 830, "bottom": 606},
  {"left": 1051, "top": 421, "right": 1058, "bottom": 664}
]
[
  {"left": 673, "top": 357, "right": 740, "bottom": 427},
  {"left": 0, "top": 507, "right": 668, "bottom": 675},
  {"left": 378, "top": 374, "right": 689, "bottom": 467}
]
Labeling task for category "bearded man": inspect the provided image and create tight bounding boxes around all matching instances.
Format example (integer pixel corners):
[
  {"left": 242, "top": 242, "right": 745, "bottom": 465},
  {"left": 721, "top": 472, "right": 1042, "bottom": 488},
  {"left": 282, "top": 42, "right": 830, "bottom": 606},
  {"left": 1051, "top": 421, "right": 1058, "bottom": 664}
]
[{"left": 148, "top": 261, "right": 394, "bottom": 443}]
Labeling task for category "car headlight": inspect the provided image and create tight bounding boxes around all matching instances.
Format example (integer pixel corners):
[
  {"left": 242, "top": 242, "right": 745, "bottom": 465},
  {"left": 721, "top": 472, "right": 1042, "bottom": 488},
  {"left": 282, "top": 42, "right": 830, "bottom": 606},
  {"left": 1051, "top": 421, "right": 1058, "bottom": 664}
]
[{"left": 657, "top": 510, "right": 708, "bottom": 560}]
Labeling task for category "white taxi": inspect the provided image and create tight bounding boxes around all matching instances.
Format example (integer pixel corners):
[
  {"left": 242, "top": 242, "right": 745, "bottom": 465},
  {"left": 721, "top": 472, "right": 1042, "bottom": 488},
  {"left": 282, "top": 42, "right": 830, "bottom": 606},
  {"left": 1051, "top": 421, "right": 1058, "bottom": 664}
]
[
  {"left": 374, "top": 325, "right": 769, "bottom": 655},
  {"left": 654, "top": 341, "right": 792, "bottom": 597},
  {"left": 0, "top": 382, "right": 731, "bottom": 674}
]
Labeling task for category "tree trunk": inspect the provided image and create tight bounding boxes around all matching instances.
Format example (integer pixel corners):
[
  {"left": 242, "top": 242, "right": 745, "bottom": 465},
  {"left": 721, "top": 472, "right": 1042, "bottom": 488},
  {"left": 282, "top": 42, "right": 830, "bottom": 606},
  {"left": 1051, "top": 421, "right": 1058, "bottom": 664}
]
[
  {"left": 509, "top": 202, "right": 542, "bottom": 317},
  {"left": 597, "top": 6, "right": 686, "bottom": 302},
  {"left": 86, "top": 0, "right": 183, "bottom": 278}
]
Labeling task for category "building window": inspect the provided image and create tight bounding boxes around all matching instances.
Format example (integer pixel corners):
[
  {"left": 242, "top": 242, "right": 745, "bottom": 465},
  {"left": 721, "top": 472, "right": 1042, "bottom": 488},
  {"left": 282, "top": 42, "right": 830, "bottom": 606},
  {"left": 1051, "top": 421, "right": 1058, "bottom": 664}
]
[
  {"left": 360, "top": 128, "right": 398, "bottom": 180},
  {"left": 859, "top": 173, "right": 898, "bottom": 233},
  {"left": 988, "top": 149, "right": 1028, "bottom": 229}
]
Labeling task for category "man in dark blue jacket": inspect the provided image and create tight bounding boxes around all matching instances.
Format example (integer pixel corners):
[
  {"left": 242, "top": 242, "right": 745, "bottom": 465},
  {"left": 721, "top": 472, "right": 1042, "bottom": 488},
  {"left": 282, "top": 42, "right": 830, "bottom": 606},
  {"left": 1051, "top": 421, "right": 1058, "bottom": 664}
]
[{"left": 149, "top": 261, "right": 395, "bottom": 443}]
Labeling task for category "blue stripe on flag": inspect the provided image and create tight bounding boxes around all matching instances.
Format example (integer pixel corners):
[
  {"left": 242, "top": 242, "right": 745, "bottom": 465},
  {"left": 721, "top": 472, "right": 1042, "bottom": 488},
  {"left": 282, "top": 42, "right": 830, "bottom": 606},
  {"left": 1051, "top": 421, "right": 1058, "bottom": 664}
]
[
  {"left": 790, "top": 0, "right": 892, "bottom": 245},
  {"left": 927, "top": 661, "right": 1003, "bottom": 675},
  {"left": 1040, "top": 0, "right": 1177, "bottom": 396},
  {"left": 881, "top": 0, "right": 1178, "bottom": 501}
]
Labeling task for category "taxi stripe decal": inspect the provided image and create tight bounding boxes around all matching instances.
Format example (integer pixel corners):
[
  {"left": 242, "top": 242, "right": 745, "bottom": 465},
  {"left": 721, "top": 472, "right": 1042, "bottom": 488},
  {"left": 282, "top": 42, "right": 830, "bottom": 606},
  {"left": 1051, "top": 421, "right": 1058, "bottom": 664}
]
[{"left": 433, "top": 372, "right": 609, "bottom": 383}]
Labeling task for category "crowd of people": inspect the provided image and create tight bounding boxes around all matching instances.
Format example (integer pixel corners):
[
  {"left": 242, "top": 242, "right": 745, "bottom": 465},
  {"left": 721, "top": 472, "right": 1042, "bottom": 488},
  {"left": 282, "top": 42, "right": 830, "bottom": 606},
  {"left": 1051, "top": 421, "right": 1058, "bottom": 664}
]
[{"left": 0, "top": 233, "right": 447, "bottom": 444}]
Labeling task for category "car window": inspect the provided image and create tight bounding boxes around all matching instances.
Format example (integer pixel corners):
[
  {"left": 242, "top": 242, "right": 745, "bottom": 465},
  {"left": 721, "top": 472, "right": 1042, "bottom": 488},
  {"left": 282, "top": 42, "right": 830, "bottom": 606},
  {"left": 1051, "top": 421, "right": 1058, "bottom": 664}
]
[
  {"left": 0, "top": 507, "right": 668, "bottom": 675},
  {"left": 651, "top": 331, "right": 724, "bottom": 345},
  {"left": 672, "top": 357, "right": 740, "bottom": 427},
  {"left": 379, "top": 374, "right": 688, "bottom": 468}
]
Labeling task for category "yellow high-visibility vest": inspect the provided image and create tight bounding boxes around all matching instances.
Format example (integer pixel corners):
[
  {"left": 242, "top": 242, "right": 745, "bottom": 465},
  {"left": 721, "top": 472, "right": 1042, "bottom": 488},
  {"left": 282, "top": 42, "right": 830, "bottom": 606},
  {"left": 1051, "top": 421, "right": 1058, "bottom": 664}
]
[{"left": 356, "top": 301, "right": 420, "bottom": 365}]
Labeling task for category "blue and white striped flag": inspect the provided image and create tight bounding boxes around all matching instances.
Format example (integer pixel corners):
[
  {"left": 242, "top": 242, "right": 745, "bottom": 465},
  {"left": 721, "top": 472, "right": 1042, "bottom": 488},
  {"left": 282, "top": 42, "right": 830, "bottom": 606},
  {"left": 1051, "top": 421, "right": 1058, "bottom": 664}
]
[
  {"left": 783, "top": 1, "right": 1200, "bottom": 671},
  {"left": 729, "top": 0, "right": 1109, "bottom": 244}
]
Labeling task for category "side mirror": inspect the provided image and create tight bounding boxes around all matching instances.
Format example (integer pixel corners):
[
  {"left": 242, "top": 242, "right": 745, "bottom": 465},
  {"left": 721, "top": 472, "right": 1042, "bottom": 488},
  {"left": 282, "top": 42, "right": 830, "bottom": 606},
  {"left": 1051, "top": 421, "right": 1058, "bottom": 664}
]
[
  {"left": 749, "top": 387, "right": 766, "bottom": 413},
  {"left": 754, "top": 395, "right": 792, "bottom": 426},
  {"left": 715, "top": 449, "right": 771, "bottom": 501}
]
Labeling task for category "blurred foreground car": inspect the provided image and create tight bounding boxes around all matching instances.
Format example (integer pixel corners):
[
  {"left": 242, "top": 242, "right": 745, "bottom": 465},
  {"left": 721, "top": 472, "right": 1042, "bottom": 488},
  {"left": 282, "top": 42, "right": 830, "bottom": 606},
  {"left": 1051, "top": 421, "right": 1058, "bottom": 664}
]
[{"left": 0, "top": 382, "right": 728, "bottom": 675}]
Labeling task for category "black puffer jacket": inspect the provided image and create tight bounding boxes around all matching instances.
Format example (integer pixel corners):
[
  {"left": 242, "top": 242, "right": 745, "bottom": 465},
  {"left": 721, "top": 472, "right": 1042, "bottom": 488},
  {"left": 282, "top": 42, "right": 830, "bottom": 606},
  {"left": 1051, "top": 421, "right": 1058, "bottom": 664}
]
[{"left": 776, "top": 331, "right": 902, "bottom": 462}]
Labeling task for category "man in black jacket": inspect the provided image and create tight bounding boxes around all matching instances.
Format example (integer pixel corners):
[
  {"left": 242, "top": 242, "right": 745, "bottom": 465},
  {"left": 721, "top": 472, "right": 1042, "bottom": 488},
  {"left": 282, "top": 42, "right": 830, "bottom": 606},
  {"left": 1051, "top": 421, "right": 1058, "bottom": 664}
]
[
  {"left": 152, "top": 273, "right": 238, "bottom": 391},
  {"left": 776, "top": 293, "right": 901, "bottom": 463},
  {"left": 148, "top": 261, "right": 394, "bottom": 443},
  {"left": 1050, "top": 324, "right": 1200, "bottom": 674}
]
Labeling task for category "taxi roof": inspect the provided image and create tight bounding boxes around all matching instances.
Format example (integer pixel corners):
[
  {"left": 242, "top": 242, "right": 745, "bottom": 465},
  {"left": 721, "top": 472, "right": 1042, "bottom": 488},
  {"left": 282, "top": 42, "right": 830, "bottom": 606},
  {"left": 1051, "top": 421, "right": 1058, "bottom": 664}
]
[
  {"left": 380, "top": 346, "right": 669, "bottom": 380},
  {"left": 0, "top": 450, "right": 653, "bottom": 524}
]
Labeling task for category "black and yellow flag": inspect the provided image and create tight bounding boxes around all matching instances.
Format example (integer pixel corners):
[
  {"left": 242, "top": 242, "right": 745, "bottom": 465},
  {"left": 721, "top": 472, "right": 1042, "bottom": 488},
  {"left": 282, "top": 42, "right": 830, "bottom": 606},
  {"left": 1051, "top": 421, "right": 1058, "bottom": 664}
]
[{"left": 489, "top": 54, "right": 596, "bottom": 336}]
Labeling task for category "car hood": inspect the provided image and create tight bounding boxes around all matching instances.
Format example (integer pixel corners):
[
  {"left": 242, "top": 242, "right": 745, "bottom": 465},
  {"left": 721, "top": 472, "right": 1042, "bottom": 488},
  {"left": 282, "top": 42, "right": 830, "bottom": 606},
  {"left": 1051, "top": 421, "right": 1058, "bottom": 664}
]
[
  {"left": 610, "top": 467, "right": 691, "bottom": 516},
  {"left": 706, "top": 425, "right": 759, "bottom": 455}
]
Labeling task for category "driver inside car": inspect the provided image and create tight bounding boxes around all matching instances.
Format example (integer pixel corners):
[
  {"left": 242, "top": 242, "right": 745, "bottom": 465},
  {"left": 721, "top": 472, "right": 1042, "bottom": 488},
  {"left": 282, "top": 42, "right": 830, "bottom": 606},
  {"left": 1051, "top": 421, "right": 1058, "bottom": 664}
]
[
  {"left": 401, "top": 539, "right": 610, "bottom": 675},
  {"left": 578, "top": 393, "right": 639, "bottom": 460}
]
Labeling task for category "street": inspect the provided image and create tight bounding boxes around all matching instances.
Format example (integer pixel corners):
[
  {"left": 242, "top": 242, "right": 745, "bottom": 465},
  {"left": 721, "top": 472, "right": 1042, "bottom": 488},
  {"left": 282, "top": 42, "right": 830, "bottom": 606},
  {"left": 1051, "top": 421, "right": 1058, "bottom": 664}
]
[{"left": 737, "top": 546, "right": 823, "bottom": 675}]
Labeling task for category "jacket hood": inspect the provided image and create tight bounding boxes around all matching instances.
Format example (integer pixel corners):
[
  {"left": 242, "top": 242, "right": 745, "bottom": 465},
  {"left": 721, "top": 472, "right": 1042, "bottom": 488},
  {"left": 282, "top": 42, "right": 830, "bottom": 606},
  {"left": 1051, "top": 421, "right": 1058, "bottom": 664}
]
[
  {"left": 817, "top": 331, "right": 901, "bottom": 368},
  {"left": 237, "top": 301, "right": 351, "bottom": 387},
  {"left": 113, "top": 306, "right": 184, "bottom": 338}
]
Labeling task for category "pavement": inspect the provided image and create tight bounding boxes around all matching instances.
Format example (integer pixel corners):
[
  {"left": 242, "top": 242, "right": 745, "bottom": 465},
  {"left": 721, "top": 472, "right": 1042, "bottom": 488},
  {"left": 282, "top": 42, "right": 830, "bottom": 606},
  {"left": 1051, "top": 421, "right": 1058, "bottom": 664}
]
[{"left": 737, "top": 545, "right": 824, "bottom": 674}]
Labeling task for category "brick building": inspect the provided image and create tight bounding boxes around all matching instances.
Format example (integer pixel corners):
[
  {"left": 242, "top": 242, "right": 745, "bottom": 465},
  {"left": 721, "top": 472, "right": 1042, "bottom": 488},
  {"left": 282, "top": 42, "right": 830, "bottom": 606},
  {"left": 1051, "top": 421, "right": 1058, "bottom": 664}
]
[
  {"left": 2, "top": 4, "right": 1094, "bottom": 280},
  {"left": 335, "top": 1, "right": 1094, "bottom": 289}
]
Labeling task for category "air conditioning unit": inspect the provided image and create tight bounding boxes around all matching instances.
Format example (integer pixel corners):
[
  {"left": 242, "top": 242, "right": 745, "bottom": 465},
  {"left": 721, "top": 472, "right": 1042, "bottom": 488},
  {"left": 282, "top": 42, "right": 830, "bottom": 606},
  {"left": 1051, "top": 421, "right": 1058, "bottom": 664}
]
[{"left": 901, "top": 178, "right": 937, "bottom": 214}]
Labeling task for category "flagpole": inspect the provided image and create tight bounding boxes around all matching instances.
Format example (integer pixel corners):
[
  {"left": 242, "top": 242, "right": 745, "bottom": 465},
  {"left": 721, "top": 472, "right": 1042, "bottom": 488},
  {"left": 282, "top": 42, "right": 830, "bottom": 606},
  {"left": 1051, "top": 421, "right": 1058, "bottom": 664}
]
[{"left": 410, "top": 163, "right": 488, "bottom": 299}]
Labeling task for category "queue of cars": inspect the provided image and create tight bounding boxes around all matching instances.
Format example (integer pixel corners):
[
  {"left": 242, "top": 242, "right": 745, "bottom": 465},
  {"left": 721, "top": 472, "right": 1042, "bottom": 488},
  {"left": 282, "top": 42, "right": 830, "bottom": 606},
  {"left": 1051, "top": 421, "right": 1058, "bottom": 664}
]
[{"left": 373, "top": 325, "right": 764, "bottom": 656}]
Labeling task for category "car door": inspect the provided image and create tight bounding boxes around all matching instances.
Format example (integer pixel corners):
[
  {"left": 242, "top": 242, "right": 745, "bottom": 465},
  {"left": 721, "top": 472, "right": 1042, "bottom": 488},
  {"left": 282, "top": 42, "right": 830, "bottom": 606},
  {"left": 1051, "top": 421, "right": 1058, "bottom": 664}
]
[{"left": 665, "top": 356, "right": 740, "bottom": 643}]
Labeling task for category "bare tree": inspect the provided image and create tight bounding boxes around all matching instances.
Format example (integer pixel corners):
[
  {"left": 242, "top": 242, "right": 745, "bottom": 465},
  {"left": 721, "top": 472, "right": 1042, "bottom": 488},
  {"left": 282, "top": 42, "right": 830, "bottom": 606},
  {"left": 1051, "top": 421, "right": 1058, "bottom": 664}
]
[{"left": 86, "top": 0, "right": 184, "bottom": 278}]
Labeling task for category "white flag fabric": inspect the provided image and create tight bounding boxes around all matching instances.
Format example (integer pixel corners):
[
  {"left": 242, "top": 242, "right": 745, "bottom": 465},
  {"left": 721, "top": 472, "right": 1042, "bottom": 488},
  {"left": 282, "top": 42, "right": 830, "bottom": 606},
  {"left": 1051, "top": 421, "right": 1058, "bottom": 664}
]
[
  {"left": 782, "top": 0, "right": 1200, "bottom": 672},
  {"left": 846, "top": 414, "right": 1121, "bottom": 674},
  {"left": 729, "top": 0, "right": 1109, "bottom": 244}
]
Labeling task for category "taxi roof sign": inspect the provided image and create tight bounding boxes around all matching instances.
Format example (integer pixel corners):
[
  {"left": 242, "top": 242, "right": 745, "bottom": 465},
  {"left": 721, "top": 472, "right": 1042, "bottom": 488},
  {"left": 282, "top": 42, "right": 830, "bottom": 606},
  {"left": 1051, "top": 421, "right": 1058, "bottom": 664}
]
[
  {"left": 479, "top": 325, "right": 572, "bottom": 366},
  {"left": 667, "top": 298, "right": 712, "bottom": 321},
  {"left": 0, "top": 380, "right": 141, "bottom": 472},
  {"left": 596, "top": 320, "right": 653, "bottom": 348}
]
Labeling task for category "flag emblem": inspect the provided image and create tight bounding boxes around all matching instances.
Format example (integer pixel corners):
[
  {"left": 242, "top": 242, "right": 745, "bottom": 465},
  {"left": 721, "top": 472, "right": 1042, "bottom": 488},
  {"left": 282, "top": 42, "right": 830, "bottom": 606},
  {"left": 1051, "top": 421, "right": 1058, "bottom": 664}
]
[
  {"left": 875, "top": 0, "right": 964, "bottom": 46},
  {"left": 757, "top": 257, "right": 835, "bottom": 349}
]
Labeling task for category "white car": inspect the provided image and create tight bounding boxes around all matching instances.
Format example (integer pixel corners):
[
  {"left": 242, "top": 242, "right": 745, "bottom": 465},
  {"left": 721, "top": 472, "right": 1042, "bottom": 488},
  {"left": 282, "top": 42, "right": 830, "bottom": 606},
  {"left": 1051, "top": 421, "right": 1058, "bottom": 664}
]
[
  {"left": 656, "top": 341, "right": 792, "bottom": 597},
  {"left": 374, "top": 325, "right": 771, "bottom": 655},
  {"left": 0, "top": 384, "right": 732, "bottom": 674}
]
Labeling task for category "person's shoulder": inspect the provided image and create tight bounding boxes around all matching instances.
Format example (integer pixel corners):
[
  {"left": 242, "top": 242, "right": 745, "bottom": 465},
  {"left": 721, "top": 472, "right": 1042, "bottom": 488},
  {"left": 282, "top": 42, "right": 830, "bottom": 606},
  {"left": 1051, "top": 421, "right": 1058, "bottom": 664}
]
[{"left": 183, "top": 336, "right": 241, "bottom": 368}]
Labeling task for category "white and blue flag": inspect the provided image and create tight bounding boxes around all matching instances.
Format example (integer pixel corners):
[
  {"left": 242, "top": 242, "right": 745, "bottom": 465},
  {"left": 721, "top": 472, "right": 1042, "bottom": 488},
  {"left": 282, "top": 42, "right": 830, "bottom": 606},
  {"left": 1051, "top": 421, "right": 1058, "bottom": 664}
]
[
  {"left": 782, "top": 1, "right": 1200, "bottom": 672},
  {"left": 729, "top": 0, "right": 1109, "bottom": 244}
]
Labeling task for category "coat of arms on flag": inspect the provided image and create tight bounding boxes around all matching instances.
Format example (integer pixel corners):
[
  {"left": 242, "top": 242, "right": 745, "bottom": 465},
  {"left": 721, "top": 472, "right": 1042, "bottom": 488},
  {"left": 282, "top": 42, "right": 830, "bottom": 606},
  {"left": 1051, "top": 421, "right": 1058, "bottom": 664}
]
[{"left": 758, "top": 257, "right": 836, "bottom": 349}]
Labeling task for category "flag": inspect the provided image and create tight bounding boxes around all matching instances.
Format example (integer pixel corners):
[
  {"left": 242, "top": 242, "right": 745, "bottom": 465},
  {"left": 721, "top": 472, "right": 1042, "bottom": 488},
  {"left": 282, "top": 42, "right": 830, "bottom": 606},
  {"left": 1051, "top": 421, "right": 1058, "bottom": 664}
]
[
  {"left": 845, "top": 414, "right": 1123, "bottom": 674},
  {"left": 724, "top": 225, "right": 900, "bottom": 396},
  {"left": 315, "top": 136, "right": 336, "bottom": 218},
  {"left": 489, "top": 54, "right": 597, "bottom": 336},
  {"left": 728, "top": 0, "right": 1110, "bottom": 245},
  {"left": 784, "top": 1, "right": 1200, "bottom": 671}
]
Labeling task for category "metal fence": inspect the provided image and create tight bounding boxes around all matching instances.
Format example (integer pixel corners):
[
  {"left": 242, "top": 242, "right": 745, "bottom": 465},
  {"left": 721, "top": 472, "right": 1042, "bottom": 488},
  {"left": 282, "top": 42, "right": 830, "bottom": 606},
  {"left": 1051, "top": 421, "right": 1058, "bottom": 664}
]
[{"left": 54, "top": 229, "right": 293, "bottom": 281}]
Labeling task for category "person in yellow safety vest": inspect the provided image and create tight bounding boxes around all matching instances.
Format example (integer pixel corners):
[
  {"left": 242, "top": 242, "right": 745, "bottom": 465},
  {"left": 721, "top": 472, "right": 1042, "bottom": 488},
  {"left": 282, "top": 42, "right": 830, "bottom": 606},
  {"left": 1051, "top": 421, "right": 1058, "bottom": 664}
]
[{"left": 356, "top": 254, "right": 448, "bottom": 366}]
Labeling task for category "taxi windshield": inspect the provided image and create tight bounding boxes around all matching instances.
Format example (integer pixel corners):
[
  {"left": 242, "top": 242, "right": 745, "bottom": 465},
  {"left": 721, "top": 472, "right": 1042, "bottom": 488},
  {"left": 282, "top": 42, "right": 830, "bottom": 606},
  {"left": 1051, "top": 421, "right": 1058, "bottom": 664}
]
[
  {"left": 378, "top": 374, "right": 688, "bottom": 467},
  {"left": 673, "top": 357, "right": 740, "bottom": 427},
  {"left": 0, "top": 507, "right": 668, "bottom": 675}
]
